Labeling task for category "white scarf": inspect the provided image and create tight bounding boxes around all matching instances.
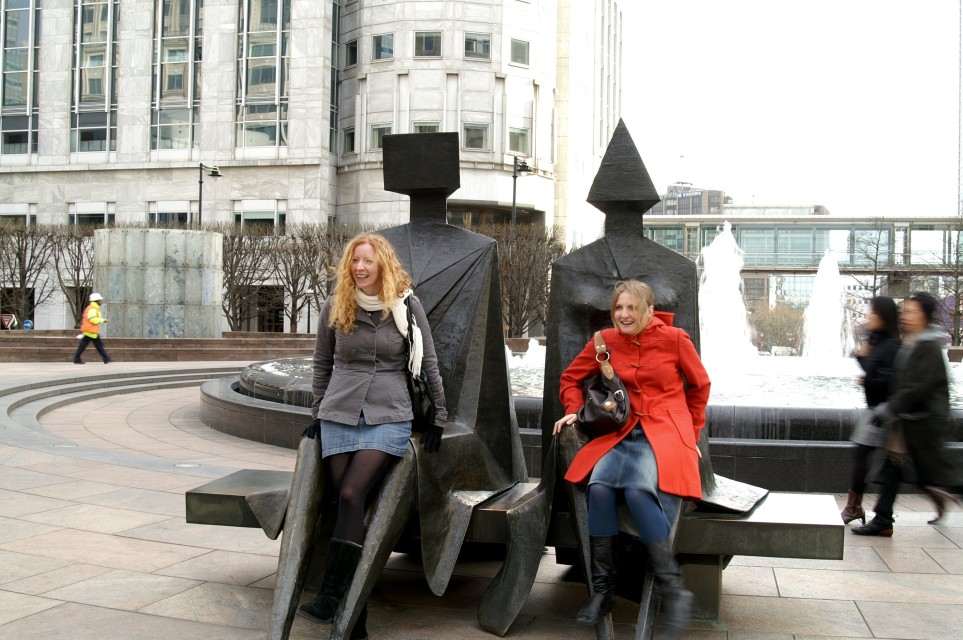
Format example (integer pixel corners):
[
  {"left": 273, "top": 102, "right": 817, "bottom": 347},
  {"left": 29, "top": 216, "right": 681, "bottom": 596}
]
[{"left": 354, "top": 288, "right": 424, "bottom": 376}]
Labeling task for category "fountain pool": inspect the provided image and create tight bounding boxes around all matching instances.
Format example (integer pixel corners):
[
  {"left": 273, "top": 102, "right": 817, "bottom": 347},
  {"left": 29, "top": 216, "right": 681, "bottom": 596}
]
[{"left": 506, "top": 341, "right": 963, "bottom": 409}]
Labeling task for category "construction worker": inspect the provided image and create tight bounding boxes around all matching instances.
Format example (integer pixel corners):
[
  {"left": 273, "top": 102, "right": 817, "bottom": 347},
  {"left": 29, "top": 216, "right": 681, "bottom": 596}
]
[{"left": 73, "top": 292, "right": 113, "bottom": 364}]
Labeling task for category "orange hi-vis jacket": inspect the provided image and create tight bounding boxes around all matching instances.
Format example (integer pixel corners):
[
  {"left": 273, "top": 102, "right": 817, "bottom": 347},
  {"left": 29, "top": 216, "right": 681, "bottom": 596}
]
[{"left": 80, "top": 301, "right": 106, "bottom": 338}]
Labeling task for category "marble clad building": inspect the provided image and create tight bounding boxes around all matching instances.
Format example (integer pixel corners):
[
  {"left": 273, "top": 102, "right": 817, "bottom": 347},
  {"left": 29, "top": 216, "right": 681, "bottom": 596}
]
[{"left": 0, "top": 0, "right": 621, "bottom": 330}]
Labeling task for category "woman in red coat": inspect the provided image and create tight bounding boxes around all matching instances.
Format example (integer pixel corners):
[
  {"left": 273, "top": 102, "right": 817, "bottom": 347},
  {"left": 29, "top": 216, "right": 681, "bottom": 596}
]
[{"left": 554, "top": 280, "right": 710, "bottom": 639}]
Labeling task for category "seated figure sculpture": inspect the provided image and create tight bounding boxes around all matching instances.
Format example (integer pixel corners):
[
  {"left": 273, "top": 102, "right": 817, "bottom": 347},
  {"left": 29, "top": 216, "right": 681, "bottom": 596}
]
[
  {"left": 542, "top": 120, "right": 767, "bottom": 639},
  {"left": 266, "top": 133, "right": 546, "bottom": 640}
]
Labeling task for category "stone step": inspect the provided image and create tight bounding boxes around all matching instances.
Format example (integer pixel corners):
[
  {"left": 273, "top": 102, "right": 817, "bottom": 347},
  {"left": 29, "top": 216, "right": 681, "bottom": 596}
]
[{"left": 0, "top": 331, "right": 315, "bottom": 362}]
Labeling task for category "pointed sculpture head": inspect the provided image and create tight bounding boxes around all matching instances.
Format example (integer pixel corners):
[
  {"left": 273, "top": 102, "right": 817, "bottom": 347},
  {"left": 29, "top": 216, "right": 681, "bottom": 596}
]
[{"left": 587, "top": 119, "right": 662, "bottom": 234}]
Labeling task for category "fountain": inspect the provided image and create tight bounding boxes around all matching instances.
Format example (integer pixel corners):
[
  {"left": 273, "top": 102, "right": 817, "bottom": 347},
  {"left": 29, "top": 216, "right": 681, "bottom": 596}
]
[
  {"left": 698, "top": 221, "right": 759, "bottom": 372},
  {"left": 802, "top": 251, "right": 857, "bottom": 359}
]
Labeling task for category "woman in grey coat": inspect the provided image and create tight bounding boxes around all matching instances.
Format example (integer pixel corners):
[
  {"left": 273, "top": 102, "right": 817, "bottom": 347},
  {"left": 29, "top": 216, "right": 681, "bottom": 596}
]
[
  {"left": 297, "top": 233, "right": 447, "bottom": 638},
  {"left": 855, "top": 291, "right": 959, "bottom": 536}
]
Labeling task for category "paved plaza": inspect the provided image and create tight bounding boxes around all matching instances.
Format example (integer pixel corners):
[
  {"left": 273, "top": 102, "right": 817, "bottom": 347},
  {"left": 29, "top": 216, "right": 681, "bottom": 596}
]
[{"left": 0, "top": 362, "right": 961, "bottom": 639}]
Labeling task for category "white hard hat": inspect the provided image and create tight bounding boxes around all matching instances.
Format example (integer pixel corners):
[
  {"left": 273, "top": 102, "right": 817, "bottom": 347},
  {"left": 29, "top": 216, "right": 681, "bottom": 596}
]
[{"left": 89, "top": 292, "right": 104, "bottom": 302}]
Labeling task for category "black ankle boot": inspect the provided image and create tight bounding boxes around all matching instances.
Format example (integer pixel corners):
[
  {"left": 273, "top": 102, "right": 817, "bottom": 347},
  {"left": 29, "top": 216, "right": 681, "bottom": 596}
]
[
  {"left": 646, "top": 537, "right": 693, "bottom": 640},
  {"left": 576, "top": 536, "right": 616, "bottom": 625},
  {"left": 297, "top": 538, "right": 362, "bottom": 624}
]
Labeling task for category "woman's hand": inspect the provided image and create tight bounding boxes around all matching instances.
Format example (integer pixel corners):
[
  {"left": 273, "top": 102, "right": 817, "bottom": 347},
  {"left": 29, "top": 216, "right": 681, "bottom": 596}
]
[{"left": 553, "top": 413, "right": 578, "bottom": 435}]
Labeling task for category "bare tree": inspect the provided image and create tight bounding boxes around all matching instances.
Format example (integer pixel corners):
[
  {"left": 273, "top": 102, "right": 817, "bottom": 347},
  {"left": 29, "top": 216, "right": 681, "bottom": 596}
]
[
  {"left": 471, "top": 222, "right": 566, "bottom": 337},
  {"left": 272, "top": 224, "right": 321, "bottom": 333},
  {"left": 0, "top": 222, "right": 57, "bottom": 327},
  {"left": 49, "top": 224, "right": 96, "bottom": 328},
  {"left": 748, "top": 302, "right": 805, "bottom": 353},
  {"left": 850, "top": 217, "right": 891, "bottom": 301},
  {"left": 213, "top": 222, "right": 276, "bottom": 332}
]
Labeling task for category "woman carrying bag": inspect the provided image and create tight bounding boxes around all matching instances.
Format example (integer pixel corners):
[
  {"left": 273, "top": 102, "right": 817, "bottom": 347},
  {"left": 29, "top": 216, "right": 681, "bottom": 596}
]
[
  {"left": 553, "top": 280, "right": 710, "bottom": 639},
  {"left": 842, "top": 296, "right": 901, "bottom": 525},
  {"left": 298, "top": 233, "right": 447, "bottom": 638}
]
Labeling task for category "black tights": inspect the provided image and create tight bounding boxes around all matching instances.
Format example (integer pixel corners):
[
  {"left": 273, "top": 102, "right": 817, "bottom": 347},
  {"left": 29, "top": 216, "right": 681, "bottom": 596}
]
[
  {"left": 325, "top": 449, "right": 394, "bottom": 544},
  {"left": 849, "top": 443, "right": 874, "bottom": 495}
]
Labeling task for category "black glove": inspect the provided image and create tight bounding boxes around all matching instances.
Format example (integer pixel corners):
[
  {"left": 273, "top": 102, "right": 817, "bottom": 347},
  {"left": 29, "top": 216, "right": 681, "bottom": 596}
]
[
  {"left": 302, "top": 418, "right": 322, "bottom": 439},
  {"left": 419, "top": 425, "right": 444, "bottom": 453}
]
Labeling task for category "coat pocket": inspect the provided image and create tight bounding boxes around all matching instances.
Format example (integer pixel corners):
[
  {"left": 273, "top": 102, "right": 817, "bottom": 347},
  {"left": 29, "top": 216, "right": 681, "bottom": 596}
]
[{"left": 667, "top": 409, "right": 698, "bottom": 452}]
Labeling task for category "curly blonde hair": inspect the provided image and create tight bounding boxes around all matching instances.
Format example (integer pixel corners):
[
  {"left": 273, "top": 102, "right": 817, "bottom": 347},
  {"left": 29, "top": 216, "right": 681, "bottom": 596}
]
[
  {"left": 329, "top": 233, "right": 412, "bottom": 334},
  {"left": 611, "top": 280, "right": 654, "bottom": 331}
]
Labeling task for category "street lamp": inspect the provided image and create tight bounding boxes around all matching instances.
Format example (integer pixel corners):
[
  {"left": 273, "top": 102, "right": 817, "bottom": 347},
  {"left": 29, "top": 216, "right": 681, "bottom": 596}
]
[
  {"left": 508, "top": 155, "right": 533, "bottom": 337},
  {"left": 511, "top": 155, "right": 533, "bottom": 228},
  {"left": 305, "top": 289, "right": 315, "bottom": 334},
  {"left": 197, "top": 163, "right": 222, "bottom": 227}
]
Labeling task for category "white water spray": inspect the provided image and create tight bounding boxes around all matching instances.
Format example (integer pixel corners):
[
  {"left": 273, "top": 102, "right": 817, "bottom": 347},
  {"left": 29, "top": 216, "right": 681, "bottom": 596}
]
[
  {"left": 698, "top": 221, "right": 758, "bottom": 374},
  {"left": 802, "top": 252, "right": 857, "bottom": 358}
]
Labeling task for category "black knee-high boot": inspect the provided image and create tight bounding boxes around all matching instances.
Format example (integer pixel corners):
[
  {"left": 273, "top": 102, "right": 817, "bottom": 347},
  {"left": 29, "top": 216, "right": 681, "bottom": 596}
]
[
  {"left": 576, "top": 536, "right": 616, "bottom": 624},
  {"left": 348, "top": 604, "right": 368, "bottom": 640},
  {"left": 297, "top": 538, "right": 362, "bottom": 624},
  {"left": 646, "top": 537, "right": 693, "bottom": 639}
]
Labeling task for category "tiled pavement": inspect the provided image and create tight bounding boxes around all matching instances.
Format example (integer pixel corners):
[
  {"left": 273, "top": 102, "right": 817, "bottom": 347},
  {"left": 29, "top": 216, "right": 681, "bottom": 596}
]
[{"left": 0, "top": 362, "right": 961, "bottom": 639}]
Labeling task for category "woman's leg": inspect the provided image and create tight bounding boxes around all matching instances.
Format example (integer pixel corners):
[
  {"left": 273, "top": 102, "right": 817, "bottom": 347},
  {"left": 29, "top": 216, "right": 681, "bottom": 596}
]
[
  {"left": 623, "top": 488, "right": 669, "bottom": 543},
  {"left": 578, "top": 484, "right": 619, "bottom": 625},
  {"left": 850, "top": 444, "right": 872, "bottom": 495},
  {"left": 331, "top": 449, "right": 394, "bottom": 544},
  {"left": 842, "top": 445, "right": 871, "bottom": 524},
  {"left": 587, "top": 483, "right": 619, "bottom": 536},
  {"left": 299, "top": 449, "right": 392, "bottom": 633},
  {"left": 624, "top": 488, "right": 690, "bottom": 640}
]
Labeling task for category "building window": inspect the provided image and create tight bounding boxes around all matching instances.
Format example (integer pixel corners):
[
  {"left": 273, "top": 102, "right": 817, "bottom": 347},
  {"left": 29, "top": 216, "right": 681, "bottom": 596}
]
[
  {"left": 68, "top": 202, "right": 115, "bottom": 226},
  {"left": 148, "top": 203, "right": 189, "bottom": 226},
  {"left": 413, "top": 121, "right": 439, "bottom": 134},
  {"left": 510, "top": 39, "right": 529, "bottom": 66},
  {"left": 1, "top": 0, "right": 40, "bottom": 155},
  {"left": 370, "top": 123, "right": 391, "bottom": 150},
  {"left": 151, "top": 0, "right": 202, "bottom": 151},
  {"left": 344, "top": 39, "right": 358, "bottom": 67},
  {"left": 415, "top": 31, "right": 441, "bottom": 57},
  {"left": 234, "top": 200, "right": 287, "bottom": 233},
  {"left": 372, "top": 33, "right": 393, "bottom": 60},
  {"left": 509, "top": 128, "right": 529, "bottom": 155},
  {"left": 464, "top": 33, "right": 490, "bottom": 60},
  {"left": 71, "top": 0, "right": 119, "bottom": 153},
  {"left": 236, "top": 0, "right": 291, "bottom": 149},
  {"left": 342, "top": 127, "right": 354, "bottom": 153},
  {"left": 0, "top": 204, "right": 31, "bottom": 226},
  {"left": 462, "top": 123, "right": 489, "bottom": 150}
]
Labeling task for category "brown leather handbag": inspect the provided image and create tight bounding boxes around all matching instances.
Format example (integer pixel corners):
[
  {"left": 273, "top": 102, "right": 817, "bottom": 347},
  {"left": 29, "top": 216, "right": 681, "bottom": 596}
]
[{"left": 576, "top": 331, "right": 629, "bottom": 435}]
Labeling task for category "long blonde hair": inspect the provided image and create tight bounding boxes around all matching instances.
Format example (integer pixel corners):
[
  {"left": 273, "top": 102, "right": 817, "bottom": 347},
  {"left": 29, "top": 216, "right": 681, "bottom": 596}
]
[
  {"left": 329, "top": 233, "right": 412, "bottom": 334},
  {"left": 611, "top": 280, "right": 654, "bottom": 331}
]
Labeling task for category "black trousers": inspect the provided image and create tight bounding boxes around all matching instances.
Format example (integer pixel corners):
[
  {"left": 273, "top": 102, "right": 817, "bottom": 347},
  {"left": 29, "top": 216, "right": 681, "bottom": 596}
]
[
  {"left": 74, "top": 335, "right": 110, "bottom": 362},
  {"left": 871, "top": 457, "right": 903, "bottom": 523}
]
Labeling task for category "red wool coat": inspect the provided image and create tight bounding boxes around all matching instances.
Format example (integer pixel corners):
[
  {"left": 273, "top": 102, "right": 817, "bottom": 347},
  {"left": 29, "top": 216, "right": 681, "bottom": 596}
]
[{"left": 560, "top": 316, "right": 711, "bottom": 500}]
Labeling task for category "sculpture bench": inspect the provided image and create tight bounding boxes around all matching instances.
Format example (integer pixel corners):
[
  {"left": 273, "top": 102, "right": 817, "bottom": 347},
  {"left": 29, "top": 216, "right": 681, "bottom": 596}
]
[
  {"left": 187, "top": 471, "right": 843, "bottom": 626},
  {"left": 675, "top": 492, "right": 843, "bottom": 619}
]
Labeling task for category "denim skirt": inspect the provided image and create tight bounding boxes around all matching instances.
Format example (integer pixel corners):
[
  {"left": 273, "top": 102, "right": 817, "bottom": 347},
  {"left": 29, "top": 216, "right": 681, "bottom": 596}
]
[
  {"left": 588, "top": 426, "right": 659, "bottom": 492},
  {"left": 319, "top": 413, "right": 411, "bottom": 458}
]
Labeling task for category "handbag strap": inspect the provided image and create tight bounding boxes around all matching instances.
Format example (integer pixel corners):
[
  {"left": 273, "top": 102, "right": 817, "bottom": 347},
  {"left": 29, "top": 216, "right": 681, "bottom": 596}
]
[
  {"left": 403, "top": 297, "right": 414, "bottom": 375},
  {"left": 592, "top": 331, "right": 616, "bottom": 381}
]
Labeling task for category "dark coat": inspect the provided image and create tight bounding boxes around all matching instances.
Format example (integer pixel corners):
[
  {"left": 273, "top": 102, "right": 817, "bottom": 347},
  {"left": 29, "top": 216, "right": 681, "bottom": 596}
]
[
  {"left": 856, "top": 331, "right": 901, "bottom": 408},
  {"left": 881, "top": 327, "right": 956, "bottom": 487},
  {"left": 312, "top": 295, "right": 447, "bottom": 428},
  {"left": 560, "top": 317, "right": 711, "bottom": 500}
]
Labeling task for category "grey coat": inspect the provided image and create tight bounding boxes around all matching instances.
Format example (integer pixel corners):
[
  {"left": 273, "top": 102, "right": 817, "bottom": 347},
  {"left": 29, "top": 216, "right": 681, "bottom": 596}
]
[
  {"left": 311, "top": 295, "right": 448, "bottom": 428},
  {"left": 877, "top": 325, "right": 956, "bottom": 487}
]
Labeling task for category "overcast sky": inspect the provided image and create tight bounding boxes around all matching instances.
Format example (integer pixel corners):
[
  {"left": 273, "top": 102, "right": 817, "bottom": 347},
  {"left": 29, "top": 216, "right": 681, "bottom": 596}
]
[{"left": 619, "top": 1, "right": 960, "bottom": 217}]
